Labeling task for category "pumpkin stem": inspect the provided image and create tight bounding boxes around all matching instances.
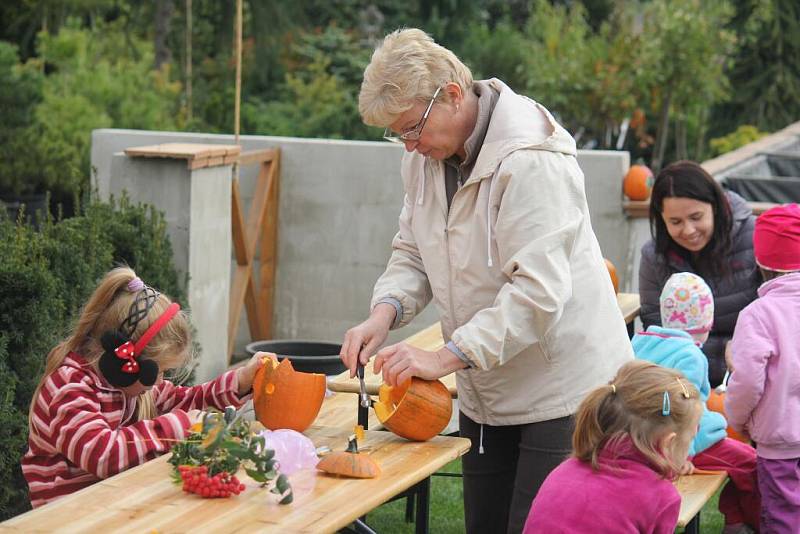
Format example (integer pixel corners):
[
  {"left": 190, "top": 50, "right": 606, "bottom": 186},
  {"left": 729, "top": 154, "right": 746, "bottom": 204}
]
[{"left": 345, "top": 435, "right": 359, "bottom": 454}]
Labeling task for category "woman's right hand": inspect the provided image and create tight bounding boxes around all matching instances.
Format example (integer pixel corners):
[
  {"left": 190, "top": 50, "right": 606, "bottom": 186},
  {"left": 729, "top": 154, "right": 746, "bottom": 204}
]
[{"left": 340, "top": 303, "right": 396, "bottom": 378}]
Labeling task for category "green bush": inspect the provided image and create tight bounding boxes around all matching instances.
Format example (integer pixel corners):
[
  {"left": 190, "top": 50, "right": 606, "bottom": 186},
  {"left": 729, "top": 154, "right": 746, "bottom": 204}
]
[
  {"left": 709, "top": 125, "right": 769, "bottom": 157},
  {"left": 0, "top": 42, "right": 43, "bottom": 196},
  {"left": 0, "top": 195, "right": 186, "bottom": 520}
]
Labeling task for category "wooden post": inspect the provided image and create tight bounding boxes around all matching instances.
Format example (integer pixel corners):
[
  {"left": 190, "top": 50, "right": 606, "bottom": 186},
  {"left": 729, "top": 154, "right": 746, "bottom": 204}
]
[
  {"left": 185, "top": 0, "right": 192, "bottom": 123},
  {"left": 228, "top": 149, "right": 280, "bottom": 362}
]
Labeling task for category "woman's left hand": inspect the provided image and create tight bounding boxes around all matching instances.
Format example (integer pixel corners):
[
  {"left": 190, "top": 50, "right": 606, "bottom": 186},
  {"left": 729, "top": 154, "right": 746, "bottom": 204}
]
[
  {"left": 374, "top": 342, "right": 465, "bottom": 387},
  {"left": 237, "top": 351, "right": 276, "bottom": 396}
]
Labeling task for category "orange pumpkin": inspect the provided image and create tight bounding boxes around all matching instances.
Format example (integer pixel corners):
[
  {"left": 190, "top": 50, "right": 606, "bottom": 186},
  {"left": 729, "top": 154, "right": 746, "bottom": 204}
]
[
  {"left": 252, "top": 357, "right": 326, "bottom": 432},
  {"left": 317, "top": 437, "right": 381, "bottom": 479},
  {"left": 623, "top": 164, "right": 654, "bottom": 201},
  {"left": 373, "top": 378, "right": 452, "bottom": 441},
  {"left": 707, "top": 389, "right": 750, "bottom": 443},
  {"left": 604, "top": 258, "right": 620, "bottom": 294}
]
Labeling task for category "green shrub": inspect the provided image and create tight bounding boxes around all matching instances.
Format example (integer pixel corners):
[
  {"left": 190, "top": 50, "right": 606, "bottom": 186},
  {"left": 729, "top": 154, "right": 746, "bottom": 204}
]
[
  {"left": 0, "top": 196, "right": 186, "bottom": 520},
  {"left": 709, "top": 125, "right": 769, "bottom": 157}
]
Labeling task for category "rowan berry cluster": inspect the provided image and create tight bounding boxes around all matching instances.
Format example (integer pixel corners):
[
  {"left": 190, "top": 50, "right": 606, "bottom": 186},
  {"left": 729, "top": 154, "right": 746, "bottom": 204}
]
[{"left": 178, "top": 465, "right": 246, "bottom": 498}]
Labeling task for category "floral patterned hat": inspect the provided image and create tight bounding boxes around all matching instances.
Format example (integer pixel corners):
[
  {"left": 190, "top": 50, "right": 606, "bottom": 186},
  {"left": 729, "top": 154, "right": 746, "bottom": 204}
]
[{"left": 659, "top": 272, "right": 714, "bottom": 334}]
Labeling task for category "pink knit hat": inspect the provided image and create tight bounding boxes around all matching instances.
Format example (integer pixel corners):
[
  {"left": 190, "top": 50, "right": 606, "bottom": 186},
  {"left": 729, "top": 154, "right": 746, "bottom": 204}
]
[
  {"left": 660, "top": 272, "right": 714, "bottom": 334},
  {"left": 754, "top": 203, "right": 800, "bottom": 272}
]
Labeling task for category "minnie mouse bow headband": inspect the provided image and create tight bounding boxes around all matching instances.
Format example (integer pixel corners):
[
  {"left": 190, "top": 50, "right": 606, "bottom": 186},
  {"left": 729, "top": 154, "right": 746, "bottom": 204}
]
[{"left": 99, "top": 277, "right": 180, "bottom": 388}]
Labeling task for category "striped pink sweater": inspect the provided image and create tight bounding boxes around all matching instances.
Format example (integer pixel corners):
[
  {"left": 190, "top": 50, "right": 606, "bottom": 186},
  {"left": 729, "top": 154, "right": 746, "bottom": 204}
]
[{"left": 22, "top": 353, "right": 247, "bottom": 508}]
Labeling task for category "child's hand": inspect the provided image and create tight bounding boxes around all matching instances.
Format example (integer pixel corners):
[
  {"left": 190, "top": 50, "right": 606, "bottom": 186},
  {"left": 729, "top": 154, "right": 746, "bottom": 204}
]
[
  {"left": 680, "top": 460, "right": 695, "bottom": 476},
  {"left": 237, "top": 351, "right": 276, "bottom": 396}
]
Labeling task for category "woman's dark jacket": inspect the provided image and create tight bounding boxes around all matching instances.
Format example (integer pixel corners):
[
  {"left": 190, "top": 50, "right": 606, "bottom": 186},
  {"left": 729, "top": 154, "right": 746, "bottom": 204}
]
[{"left": 638, "top": 191, "right": 761, "bottom": 386}]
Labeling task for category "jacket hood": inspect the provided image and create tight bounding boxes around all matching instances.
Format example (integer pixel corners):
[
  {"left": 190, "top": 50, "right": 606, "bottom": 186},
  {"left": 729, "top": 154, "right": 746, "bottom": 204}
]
[
  {"left": 758, "top": 271, "right": 800, "bottom": 298},
  {"left": 727, "top": 190, "right": 753, "bottom": 238},
  {"left": 468, "top": 78, "right": 577, "bottom": 184},
  {"left": 64, "top": 352, "right": 117, "bottom": 392},
  {"left": 632, "top": 325, "right": 728, "bottom": 455}
]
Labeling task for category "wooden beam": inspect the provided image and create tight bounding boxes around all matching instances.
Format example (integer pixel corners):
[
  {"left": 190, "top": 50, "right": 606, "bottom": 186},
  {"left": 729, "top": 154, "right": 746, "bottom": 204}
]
[{"left": 238, "top": 148, "right": 277, "bottom": 166}]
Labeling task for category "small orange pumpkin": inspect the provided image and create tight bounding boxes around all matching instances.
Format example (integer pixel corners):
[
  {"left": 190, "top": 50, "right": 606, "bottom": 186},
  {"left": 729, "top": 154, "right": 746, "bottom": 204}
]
[
  {"left": 604, "top": 258, "right": 620, "bottom": 294},
  {"left": 373, "top": 378, "right": 452, "bottom": 441},
  {"left": 707, "top": 389, "right": 749, "bottom": 443},
  {"left": 252, "top": 357, "right": 326, "bottom": 432},
  {"left": 623, "top": 164, "right": 654, "bottom": 201},
  {"left": 317, "top": 437, "right": 381, "bottom": 479}
]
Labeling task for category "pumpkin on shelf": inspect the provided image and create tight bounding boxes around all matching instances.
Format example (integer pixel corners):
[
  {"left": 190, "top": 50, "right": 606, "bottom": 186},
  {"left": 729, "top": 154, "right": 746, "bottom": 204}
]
[
  {"left": 604, "top": 258, "right": 620, "bottom": 294},
  {"left": 707, "top": 387, "right": 750, "bottom": 444},
  {"left": 252, "top": 356, "right": 326, "bottom": 432},
  {"left": 317, "top": 435, "right": 381, "bottom": 479},
  {"left": 623, "top": 164, "right": 654, "bottom": 201},
  {"left": 373, "top": 377, "right": 452, "bottom": 441}
]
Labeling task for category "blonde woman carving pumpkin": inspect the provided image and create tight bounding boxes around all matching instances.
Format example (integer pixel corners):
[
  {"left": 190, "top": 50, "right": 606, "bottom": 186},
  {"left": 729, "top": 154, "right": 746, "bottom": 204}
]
[{"left": 339, "top": 28, "right": 632, "bottom": 533}]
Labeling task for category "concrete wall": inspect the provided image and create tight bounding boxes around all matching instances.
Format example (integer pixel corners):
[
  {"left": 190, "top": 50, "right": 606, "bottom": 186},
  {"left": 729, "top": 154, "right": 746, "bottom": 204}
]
[{"left": 92, "top": 129, "right": 632, "bottom": 368}]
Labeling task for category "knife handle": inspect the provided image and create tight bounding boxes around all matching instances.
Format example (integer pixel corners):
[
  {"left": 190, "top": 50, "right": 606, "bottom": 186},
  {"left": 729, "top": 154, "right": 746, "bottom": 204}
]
[{"left": 356, "top": 363, "right": 365, "bottom": 380}]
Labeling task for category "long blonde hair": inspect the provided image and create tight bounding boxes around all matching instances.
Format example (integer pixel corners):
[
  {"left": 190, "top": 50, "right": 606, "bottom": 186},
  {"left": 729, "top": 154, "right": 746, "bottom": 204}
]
[
  {"left": 359, "top": 28, "right": 474, "bottom": 127},
  {"left": 29, "top": 267, "right": 192, "bottom": 424},
  {"left": 573, "top": 360, "right": 701, "bottom": 478}
]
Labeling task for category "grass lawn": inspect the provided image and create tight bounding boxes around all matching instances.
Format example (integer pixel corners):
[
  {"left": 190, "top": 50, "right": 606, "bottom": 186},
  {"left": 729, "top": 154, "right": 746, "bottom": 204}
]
[{"left": 364, "top": 459, "right": 725, "bottom": 533}]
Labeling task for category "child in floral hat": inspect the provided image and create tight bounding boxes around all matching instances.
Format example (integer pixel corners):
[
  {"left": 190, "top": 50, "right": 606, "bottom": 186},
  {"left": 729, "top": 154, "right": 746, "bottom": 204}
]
[
  {"left": 633, "top": 272, "right": 760, "bottom": 533},
  {"left": 727, "top": 203, "right": 800, "bottom": 533}
]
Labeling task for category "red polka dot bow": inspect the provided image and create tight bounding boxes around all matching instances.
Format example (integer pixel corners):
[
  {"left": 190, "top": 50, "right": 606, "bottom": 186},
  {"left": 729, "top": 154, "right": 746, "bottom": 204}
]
[{"left": 114, "top": 341, "right": 140, "bottom": 374}]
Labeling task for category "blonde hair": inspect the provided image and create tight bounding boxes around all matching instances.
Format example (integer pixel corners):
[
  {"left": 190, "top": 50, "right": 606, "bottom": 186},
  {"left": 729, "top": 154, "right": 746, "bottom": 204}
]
[
  {"left": 359, "top": 28, "right": 473, "bottom": 127},
  {"left": 573, "top": 360, "right": 701, "bottom": 478},
  {"left": 29, "top": 267, "right": 192, "bottom": 425}
]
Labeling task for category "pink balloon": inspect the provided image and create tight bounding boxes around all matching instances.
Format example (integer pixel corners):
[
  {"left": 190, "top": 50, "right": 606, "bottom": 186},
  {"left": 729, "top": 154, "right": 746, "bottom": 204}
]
[{"left": 257, "top": 429, "right": 319, "bottom": 475}]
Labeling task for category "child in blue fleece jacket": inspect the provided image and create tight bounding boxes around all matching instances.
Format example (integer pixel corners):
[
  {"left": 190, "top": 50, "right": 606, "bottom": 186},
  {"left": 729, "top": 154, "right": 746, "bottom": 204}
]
[{"left": 632, "top": 273, "right": 760, "bottom": 533}]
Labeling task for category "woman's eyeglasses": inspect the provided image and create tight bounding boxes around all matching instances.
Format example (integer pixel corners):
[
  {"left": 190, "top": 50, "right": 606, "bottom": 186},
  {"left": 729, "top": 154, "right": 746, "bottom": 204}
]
[{"left": 383, "top": 86, "right": 442, "bottom": 144}]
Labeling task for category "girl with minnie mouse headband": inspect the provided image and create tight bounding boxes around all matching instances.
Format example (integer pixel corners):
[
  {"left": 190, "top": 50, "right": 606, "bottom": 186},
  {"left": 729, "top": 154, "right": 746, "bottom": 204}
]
[{"left": 22, "top": 267, "right": 267, "bottom": 508}]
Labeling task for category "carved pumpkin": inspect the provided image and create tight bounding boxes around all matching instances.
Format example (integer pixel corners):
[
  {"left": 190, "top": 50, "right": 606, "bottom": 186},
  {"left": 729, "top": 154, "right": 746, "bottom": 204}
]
[
  {"left": 604, "top": 258, "right": 619, "bottom": 294},
  {"left": 623, "top": 164, "right": 654, "bottom": 201},
  {"left": 317, "top": 437, "right": 381, "bottom": 479},
  {"left": 707, "top": 389, "right": 749, "bottom": 443},
  {"left": 373, "top": 378, "right": 452, "bottom": 441},
  {"left": 252, "top": 357, "right": 326, "bottom": 432}
]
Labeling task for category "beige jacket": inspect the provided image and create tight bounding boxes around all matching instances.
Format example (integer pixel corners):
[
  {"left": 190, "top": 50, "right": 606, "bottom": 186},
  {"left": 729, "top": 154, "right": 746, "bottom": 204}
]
[{"left": 372, "top": 79, "right": 633, "bottom": 425}]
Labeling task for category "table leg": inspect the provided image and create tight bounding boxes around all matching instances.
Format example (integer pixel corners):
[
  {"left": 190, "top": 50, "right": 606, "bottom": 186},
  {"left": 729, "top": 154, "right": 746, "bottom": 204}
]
[
  {"left": 683, "top": 514, "right": 699, "bottom": 534},
  {"left": 414, "top": 477, "right": 430, "bottom": 534},
  {"left": 350, "top": 519, "right": 378, "bottom": 534}
]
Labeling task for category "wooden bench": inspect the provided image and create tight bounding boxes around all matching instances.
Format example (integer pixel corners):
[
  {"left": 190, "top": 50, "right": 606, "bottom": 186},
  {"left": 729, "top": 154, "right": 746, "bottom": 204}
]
[{"left": 675, "top": 471, "right": 728, "bottom": 533}]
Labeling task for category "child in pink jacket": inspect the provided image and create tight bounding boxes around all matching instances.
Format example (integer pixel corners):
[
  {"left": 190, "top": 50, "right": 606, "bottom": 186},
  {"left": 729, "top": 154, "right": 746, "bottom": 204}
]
[
  {"left": 726, "top": 204, "right": 800, "bottom": 533},
  {"left": 524, "top": 360, "right": 703, "bottom": 533}
]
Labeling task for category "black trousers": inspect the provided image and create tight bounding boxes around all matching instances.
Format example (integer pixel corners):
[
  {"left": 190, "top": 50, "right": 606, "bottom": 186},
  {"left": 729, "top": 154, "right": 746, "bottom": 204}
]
[{"left": 459, "top": 411, "right": 574, "bottom": 534}]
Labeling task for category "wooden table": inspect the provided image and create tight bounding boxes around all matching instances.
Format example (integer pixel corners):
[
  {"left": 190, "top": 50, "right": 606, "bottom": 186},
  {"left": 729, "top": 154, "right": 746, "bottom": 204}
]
[
  {"left": 328, "top": 292, "right": 641, "bottom": 397},
  {"left": 1, "top": 425, "right": 470, "bottom": 534},
  {"left": 675, "top": 471, "right": 728, "bottom": 533}
]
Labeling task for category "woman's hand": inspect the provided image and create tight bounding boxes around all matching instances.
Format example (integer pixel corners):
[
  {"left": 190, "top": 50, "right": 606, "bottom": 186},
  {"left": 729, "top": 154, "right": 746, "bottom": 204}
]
[
  {"left": 236, "top": 351, "right": 276, "bottom": 396},
  {"left": 340, "top": 303, "right": 396, "bottom": 377},
  {"left": 374, "top": 343, "right": 466, "bottom": 387}
]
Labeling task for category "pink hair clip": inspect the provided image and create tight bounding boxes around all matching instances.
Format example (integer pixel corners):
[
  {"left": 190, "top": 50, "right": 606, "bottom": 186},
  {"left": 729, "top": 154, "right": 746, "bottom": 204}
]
[{"left": 127, "top": 277, "right": 145, "bottom": 292}]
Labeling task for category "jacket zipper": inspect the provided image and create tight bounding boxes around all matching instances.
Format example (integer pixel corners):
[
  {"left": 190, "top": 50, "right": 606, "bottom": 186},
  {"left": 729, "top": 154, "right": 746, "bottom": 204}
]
[{"left": 436, "top": 159, "right": 490, "bottom": 425}]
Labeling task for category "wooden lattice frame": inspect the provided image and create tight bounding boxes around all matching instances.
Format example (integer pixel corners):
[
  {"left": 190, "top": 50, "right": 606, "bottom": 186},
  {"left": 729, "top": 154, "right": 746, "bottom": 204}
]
[{"left": 228, "top": 148, "right": 280, "bottom": 362}]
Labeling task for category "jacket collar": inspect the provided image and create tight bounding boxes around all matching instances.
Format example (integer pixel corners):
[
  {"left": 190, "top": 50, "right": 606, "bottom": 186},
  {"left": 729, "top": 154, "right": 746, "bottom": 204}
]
[
  {"left": 466, "top": 78, "right": 577, "bottom": 185},
  {"left": 758, "top": 271, "right": 800, "bottom": 298}
]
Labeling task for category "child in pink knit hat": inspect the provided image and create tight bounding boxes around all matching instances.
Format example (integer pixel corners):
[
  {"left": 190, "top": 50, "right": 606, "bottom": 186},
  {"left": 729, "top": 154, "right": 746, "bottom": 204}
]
[{"left": 726, "top": 203, "right": 800, "bottom": 533}]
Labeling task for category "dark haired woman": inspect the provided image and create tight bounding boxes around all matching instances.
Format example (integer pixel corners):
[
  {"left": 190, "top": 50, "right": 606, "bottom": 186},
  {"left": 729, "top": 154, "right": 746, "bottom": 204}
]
[{"left": 639, "top": 160, "right": 761, "bottom": 386}]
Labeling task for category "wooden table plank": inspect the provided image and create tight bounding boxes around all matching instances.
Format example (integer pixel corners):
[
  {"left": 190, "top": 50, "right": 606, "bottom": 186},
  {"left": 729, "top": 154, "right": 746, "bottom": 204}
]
[
  {"left": 617, "top": 292, "right": 641, "bottom": 325},
  {"left": 1, "top": 426, "right": 470, "bottom": 534},
  {"left": 674, "top": 471, "right": 728, "bottom": 528},
  {"left": 328, "top": 293, "right": 641, "bottom": 397}
]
